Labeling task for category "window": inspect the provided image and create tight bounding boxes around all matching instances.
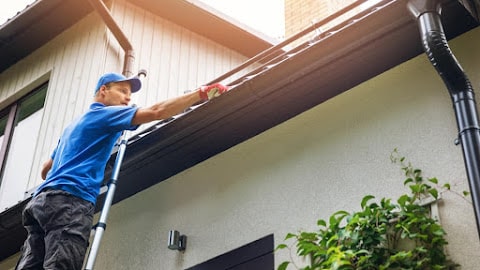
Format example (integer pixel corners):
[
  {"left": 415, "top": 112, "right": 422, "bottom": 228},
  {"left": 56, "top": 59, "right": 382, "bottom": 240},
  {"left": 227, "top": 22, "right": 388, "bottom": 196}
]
[
  {"left": 186, "top": 234, "right": 274, "bottom": 270},
  {"left": 0, "top": 83, "right": 47, "bottom": 210}
]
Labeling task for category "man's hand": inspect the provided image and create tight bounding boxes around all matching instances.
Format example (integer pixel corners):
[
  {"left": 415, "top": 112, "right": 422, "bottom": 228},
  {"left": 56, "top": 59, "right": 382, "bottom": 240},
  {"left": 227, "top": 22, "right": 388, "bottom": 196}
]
[{"left": 198, "top": 83, "right": 229, "bottom": 101}]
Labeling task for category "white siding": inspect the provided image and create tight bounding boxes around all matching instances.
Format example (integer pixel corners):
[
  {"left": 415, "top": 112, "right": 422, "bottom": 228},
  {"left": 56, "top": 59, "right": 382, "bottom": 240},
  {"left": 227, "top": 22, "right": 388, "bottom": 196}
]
[{"left": 0, "top": 0, "right": 250, "bottom": 210}]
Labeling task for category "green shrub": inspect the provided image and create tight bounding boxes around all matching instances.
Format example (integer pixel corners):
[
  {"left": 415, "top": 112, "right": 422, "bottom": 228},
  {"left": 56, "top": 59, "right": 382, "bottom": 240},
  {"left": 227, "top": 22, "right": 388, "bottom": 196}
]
[{"left": 277, "top": 150, "right": 459, "bottom": 270}]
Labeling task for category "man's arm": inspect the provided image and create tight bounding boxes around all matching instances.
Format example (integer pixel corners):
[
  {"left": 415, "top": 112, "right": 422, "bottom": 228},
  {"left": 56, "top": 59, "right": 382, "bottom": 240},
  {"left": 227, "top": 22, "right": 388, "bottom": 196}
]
[
  {"left": 131, "top": 84, "right": 227, "bottom": 126},
  {"left": 41, "top": 158, "right": 53, "bottom": 180}
]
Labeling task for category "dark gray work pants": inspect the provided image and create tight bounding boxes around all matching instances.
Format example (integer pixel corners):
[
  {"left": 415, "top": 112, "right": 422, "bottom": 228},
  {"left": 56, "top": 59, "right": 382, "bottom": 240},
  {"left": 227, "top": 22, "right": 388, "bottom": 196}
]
[{"left": 15, "top": 189, "right": 94, "bottom": 270}]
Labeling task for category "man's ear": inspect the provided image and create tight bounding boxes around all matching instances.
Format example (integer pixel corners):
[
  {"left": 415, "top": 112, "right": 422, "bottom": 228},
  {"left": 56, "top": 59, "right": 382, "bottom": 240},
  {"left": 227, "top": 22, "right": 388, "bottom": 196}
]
[
  {"left": 98, "top": 85, "right": 109, "bottom": 95},
  {"left": 94, "top": 85, "right": 107, "bottom": 99}
]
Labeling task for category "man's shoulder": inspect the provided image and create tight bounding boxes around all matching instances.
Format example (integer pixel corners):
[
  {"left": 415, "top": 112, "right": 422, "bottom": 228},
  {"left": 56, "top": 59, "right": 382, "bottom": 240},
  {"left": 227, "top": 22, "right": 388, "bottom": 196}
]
[
  {"left": 89, "top": 102, "right": 135, "bottom": 112},
  {"left": 90, "top": 102, "right": 106, "bottom": 110}
]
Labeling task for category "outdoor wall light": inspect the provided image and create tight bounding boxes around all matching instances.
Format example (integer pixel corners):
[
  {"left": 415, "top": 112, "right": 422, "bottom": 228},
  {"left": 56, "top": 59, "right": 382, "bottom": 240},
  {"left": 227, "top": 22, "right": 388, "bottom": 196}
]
[{"left": 168, "top": 230, "right": 187, "bottom": 251}]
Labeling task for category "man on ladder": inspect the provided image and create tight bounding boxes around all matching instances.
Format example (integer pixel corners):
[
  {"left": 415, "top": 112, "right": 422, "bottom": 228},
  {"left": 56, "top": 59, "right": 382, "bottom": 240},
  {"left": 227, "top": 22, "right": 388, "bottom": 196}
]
[{"left": 15, "top": 71, "right": 228, "bottom": 270}]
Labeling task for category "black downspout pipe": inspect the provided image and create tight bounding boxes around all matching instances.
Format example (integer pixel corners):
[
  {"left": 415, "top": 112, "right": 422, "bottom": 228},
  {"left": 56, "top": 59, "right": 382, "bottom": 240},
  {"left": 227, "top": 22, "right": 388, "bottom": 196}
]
[
  {"left": 408, "top": 0, "right": 480, "bottom": 239},
  {"left": 87, "top": 0, "right": 135, "bottom": 77}
]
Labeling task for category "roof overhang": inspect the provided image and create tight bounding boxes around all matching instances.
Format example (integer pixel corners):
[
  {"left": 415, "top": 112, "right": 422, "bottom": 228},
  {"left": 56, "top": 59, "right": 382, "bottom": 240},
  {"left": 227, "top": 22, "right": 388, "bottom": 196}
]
[
  {"left": 1, "top": 0, "right": 478, "bottom": 261},
  {"left": 0, "top": 0, "right": 274, "bottom": 73}
]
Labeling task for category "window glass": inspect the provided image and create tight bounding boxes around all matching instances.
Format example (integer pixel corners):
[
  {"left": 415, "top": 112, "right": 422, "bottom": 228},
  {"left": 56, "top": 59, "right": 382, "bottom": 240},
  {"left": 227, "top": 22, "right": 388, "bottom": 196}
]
[
  {"left": 16, "top": 85, "right": 47, "bottom": 122},
  {"left": 0, "top": 84, "right": 47, "bottom": 210},
  {"left": 0, "top": 111, "right": 8, "bottom": 155}
]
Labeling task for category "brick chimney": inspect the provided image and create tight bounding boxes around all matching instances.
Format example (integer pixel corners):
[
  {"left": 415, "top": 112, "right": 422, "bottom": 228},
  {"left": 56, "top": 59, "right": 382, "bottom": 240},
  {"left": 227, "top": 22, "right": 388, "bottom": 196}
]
[{"left": 284, "top": 0, "right": 357, "bottom": 38}]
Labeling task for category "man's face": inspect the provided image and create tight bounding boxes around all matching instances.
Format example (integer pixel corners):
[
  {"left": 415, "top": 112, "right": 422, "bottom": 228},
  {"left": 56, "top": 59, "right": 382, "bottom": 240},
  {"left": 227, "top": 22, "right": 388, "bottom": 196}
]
[{"left": 102, "top": 81, "right": 132, "bottom": 106}]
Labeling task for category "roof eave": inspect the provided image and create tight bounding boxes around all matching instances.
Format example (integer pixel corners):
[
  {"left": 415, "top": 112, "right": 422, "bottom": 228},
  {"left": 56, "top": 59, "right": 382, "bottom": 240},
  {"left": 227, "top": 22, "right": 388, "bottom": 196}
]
[{"left": 0, "top": 0, "right": 274, "bottom": 73}]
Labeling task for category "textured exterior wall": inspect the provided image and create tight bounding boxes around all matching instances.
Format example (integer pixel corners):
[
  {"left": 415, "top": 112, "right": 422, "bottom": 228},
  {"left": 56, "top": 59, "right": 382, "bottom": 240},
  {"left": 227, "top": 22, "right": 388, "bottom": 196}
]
[
  {"left": 84, "top": 27, "right": 479, "bottom": 269},
  {"left": 0, "top": 0, "right": 249, "bottom": 210}
]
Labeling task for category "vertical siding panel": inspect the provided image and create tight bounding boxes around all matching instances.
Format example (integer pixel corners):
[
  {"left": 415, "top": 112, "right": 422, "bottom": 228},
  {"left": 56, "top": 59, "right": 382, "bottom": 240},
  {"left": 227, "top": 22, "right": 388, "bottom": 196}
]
[
  {"left": 72, "top": 25, "right": 100, "bottom": 117},
  {"left": 178, "top": 28, "right": 191, "bottom": 93},
  {"left": 87, "top": 24, "right": 110, "bottom": 92},
  {"left": 156, "top": 17, "right": 170, "bottom": 102},
  {"left": 148, "top": 16, "right": 164, "bottom": 104},
  {"left": 103, "top": 29, "right": 123, "bottom": 75},
  {"left": 188, "top": 33, "right": 200, "bottom": 90},
  {"left": 130, "top": 3, "right": 150, "bottom": 107},
  {"left": 62, "top": 30, "right": 84, "bottom": 125},
  {"left": 136, "top": 11, "right": 155, "bottom": 108},
  {"left": 196, "top": 38, "right": 208, "bottom": 85},
  {"left": 19, "top": 56, "right": 34, "bottom": 85},
  {"left": 160, "top": 21, "right": 173, "bottom": 100},
  {"left": 168, "top": 24, "right": 181, "bottom": 98},
  {"left": 1, "top": 0, "right": 253, "bottom": 208},
  {"left": 0, "top": 65, "right": 19, "bottom": 102},
  {"left": 11, "top": 65, "right": 26, "bottom": 94},
  {"left": 204, "top": 40, "right": 216, "bottom": 81},
  {"left": 56, "top": 37, "right": 78, "bottom": 133}
]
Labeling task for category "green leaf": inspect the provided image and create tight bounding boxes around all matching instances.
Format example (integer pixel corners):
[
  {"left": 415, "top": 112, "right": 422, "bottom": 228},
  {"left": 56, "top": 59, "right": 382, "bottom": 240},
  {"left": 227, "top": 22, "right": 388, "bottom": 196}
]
[
  {"left": 330, "top": 211, "right": 349, "bottom": 226},
  {"left": 333, "top": 210, "right": 350, "bottom": 216},
  {"left": 285, "top": 233, "right": 296, "bottom": 240},
  {"left": 428, "top": 189, "right": 439, "bottom": 199},
  {"left": 398, "top": 194, "right": 410, "bottom": 206},
  {"left": 443, "top": 183, "right": 451, "bottom": 190},
  {"left": 410, "top": 184, "right": 421, "bottom": 193},
  {"left": 276, "top": 244, "right": 288, "bottom": 250},
  {"left": 317, "top": 219, "right": 327, "bottom": 227},
  {"left": 404, "top": 178, "right": 414, "bottom": 185},
  {"left": 277, "top": 261, "right": 290, "bottom": 270},
  {"left": 428, "top": 177, "right": 438, "bottom": 184},
  {"left": 463, "top": 191, "right": 471, "bottom": 197},
  {"left": 361, "top": 195, "right": 375, "bottom": 209}
]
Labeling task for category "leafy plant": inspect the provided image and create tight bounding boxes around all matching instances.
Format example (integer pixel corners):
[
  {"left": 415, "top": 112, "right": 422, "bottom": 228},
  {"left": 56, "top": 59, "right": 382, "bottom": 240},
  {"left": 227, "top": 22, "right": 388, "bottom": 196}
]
[{"left": 276, "top": 149, "right": 460, "bottom": 270}]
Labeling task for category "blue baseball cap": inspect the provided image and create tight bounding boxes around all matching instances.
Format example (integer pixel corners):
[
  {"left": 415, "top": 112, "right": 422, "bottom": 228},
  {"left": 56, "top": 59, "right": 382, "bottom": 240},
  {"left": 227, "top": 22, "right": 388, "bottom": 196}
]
[{"left": 94, "top": 72, "right": 142, "bottom": 94}]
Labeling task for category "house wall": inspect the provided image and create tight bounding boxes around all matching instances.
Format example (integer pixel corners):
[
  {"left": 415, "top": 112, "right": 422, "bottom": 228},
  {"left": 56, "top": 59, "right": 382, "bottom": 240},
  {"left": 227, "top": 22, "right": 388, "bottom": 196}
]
[
  {"left": 0, "top": 0, "right": 249, "bottom": 211},
  {"left": 78, "top": 26, "right": 480, "bottom": 269}
]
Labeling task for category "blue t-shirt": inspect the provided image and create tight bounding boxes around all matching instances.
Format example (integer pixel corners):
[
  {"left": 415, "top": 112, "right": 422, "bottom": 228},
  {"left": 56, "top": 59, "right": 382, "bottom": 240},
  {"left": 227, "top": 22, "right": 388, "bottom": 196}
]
[{"left": 35, "top": 102, "right": 139, "bottom": 204}]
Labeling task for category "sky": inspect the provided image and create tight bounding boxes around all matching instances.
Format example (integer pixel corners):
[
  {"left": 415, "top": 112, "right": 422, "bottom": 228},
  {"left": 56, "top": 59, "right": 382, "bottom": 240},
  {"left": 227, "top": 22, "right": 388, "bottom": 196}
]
[
  {"left": 0, "top": 0, "right": 285, "bottom": 39},
  {"left": 198, "top": 0, "right": 285, "bottom": 39},
  {"left": 0, "top": 0, "right": 35, "bottom": 25}
]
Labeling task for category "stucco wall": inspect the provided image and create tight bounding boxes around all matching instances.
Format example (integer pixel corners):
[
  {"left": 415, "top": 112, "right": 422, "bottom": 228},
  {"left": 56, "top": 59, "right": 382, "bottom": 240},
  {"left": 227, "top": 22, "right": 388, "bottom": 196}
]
[{"left": 89, "top": 26, "right": 480, "bottom": 269}]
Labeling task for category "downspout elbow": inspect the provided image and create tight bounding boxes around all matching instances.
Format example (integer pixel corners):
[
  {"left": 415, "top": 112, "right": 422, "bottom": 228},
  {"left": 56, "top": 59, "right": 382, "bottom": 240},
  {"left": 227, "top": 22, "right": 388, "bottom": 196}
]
[
  {"left": 408, "top": 0, "right": 473, "bottom": 97},
  {"left": 87, "top": 0, "right": 135, "bottom": 77}
]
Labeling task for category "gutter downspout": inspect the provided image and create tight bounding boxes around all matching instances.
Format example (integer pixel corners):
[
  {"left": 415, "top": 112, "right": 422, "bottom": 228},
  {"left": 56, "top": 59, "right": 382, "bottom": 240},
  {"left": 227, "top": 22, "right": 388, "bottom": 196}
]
[
  {"left": 408, "top": 0, "right": 480, "bottom": 239},
  {"left": 87, "top": 0, "right": 135, "bottom": 77}
]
